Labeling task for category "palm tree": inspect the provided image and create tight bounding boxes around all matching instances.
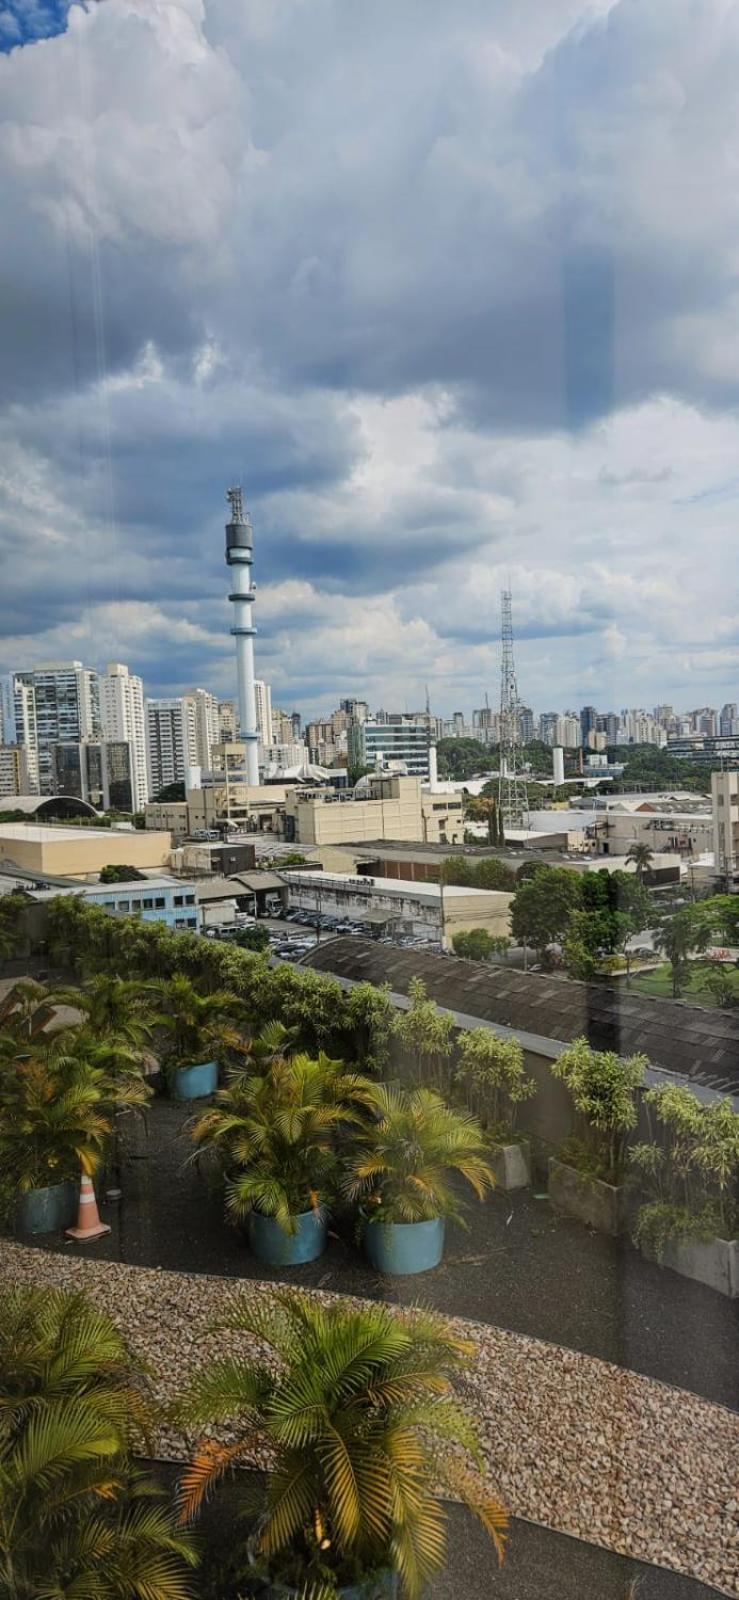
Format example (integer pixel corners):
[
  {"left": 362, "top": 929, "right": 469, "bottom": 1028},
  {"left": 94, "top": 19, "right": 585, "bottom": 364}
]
[
  {"left": 0, "top": 1028, "right": 150, "bottom": 1194},
  {"left": 626, "top": 842, "right": 654, "bottom": 883},
  {"left": 0, "top": 978, "right": 59, "bottom": 1042},
  {"left": 56, "top": 973, "right": 164, "bottom": 1050},
  {"left": 192, "top": 1050, "right": 374, "bottom": 1233},
  {"left": 656, "top": 908, "right": 709, "bottom": 999},
  {"left": 343, "top": 1082, "right": 495, "bottom": 1225},
  {"left": 176, "top": 1290, "right": 507, "bottom": 1598},
  {"left": 0, "top": 1286, "right": 197, "bottom": 1599},
  {"left": 153, "top": 974, "right": 243, "bottom": 1073}
]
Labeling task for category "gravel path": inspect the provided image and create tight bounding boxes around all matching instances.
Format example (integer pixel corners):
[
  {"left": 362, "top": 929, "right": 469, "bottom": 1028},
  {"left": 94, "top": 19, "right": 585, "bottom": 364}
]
[{"left": 2, "top": 1241, "right": 737, "bottom": 1598}]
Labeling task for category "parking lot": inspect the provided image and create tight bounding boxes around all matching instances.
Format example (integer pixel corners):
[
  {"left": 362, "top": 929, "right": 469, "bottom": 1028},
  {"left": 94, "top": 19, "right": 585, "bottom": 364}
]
[{"left": 202, "top": 908, "right": 447, "bottom": 962}]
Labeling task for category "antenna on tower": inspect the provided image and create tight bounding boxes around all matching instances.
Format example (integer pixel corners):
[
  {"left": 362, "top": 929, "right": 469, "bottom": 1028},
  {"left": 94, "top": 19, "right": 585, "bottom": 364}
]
[{"left": 498, "top": 589, "right": 529, "bottom": 832}]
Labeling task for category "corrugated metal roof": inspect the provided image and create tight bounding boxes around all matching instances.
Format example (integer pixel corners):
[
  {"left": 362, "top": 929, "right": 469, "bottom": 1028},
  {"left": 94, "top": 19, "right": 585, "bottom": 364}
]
[
  {"left": 231, "top": 871, "right": 285, "bottom": 892},
  {"left": 304, "top": 939, "right": 739, "bottom": 1097}
]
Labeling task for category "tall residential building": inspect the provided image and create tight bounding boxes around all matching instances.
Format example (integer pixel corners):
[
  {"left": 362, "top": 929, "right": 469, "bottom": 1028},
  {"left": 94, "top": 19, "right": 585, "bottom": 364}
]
[
  {"left": 254, "top": 680, "right": 273, "bottom": 747},
  {"left": 518, "top": 706, "right": 535, "bottom": 745},
  {"left": 16, "top": 662, "right": 99, "bottom": 793},
  {"left": 0, "top": 673, "right": 39, "bottom": 792},
  {"left": 100, "top": 662, "right": 148, "bottom": 809},
  {"left": 189, "top": 688, "right": 220, "bottom": 771},
  {"left": 217, "top": 699, "right": 238, "bottom": 743},
  {"left": 0, "top": 744, "right": 30, "bottom": 799},
  {"left": 580, "top": 705, "right": 598, "bottom": 747},
  {"left": 145, "top": 698, "right": 195, "bottom": 796},
  {"left": 720, "top": 702, "right": 739, "bottom": 737},
  {"left": 339, "top": 698, "right": 368, "bottom": 724}
]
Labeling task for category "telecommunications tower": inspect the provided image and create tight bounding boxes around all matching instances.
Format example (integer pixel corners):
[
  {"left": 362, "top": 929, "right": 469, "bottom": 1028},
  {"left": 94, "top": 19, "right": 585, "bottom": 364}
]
[
  {"left": 225, "top": 485, "right": 259, "bottom": 785},
  {"left": 498, "top": 589, "right": 529, "bottom": 831}
]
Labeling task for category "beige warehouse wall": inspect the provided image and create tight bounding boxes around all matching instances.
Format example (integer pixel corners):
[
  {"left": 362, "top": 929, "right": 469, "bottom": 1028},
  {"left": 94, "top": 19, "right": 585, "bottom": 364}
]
[{"left": 0, "top": 830, "right": 172, "bottom": 876}]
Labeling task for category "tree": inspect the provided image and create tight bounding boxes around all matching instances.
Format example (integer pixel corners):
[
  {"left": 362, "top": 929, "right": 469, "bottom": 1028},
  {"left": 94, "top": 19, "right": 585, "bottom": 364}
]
[
  {"left": 176, "top": 1291, "right": 507, "bottom": 1598},
  {"left": 232, "top": 923, "right": 270, "bottom": 952},
  {"left": 0, "top": 892, "right": 29, "bottom": 961},
  {"left": 698, "top": 963, "right": 738, "bottom": 1009},
  {"left": 393, "top": 976, "right": 455, "bottom": 1089},
  {"left": 656, "top": 908, "right": 709, "bottom": 998},
  {"left": 552, "top": 1037, "right": 647, "bottom": 1184},
  {"left": 344, "top": 1081, "right": 495, "bottom": 1225},
  {"left": 436, "top": 737, "right": 497, "bottom": 781},
  {"left": 626, "top": 842, "right": 654, "bottom": 882},
  {"left": 191, "top": 1050, "right": 374, "bottom": 1233},
  {"left": 510, "top": 866, "right": 583, "bottom": 960},
  {"left": 452, "top": 928, "right": 509, "bottom": 963},
  {"left": 455, "top": 1028, "right": 535, "bottom": 1132},
  {"left": 99, "top": 863, "right": 146, "bottom": 882},
  {"left": 0, "top": 1287, "right": 197, "bottom": 1599},
  {"left": 152, "top": 975, "right": 243, "bottom": 1070}
]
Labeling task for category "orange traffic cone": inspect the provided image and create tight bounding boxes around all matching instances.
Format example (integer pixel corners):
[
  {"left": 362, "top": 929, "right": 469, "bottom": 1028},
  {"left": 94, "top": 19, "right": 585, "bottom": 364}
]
[{"left": 66, "top": 1172, "right": 111, "bottom": 1242}]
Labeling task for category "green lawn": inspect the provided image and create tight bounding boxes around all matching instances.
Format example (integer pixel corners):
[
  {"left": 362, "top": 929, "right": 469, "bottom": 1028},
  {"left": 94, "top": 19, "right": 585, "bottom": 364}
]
[{"left": 632, "top": 961, "right": 739, "bottom": 1008}]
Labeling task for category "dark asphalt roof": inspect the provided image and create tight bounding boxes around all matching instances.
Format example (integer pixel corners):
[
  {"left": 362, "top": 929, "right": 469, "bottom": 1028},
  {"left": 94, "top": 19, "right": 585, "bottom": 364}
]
[{"left": 305, "top": 939, "right": 739, "bottom": 1096}]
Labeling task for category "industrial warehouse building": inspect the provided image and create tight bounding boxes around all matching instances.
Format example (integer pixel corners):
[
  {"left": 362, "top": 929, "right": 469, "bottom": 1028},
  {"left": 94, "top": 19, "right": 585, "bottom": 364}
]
[
  {"left": 281, "top": 868, "right": 512, "bottom": 946},
  {"left": 0, "top": 823, "right": 172, "bottom": 878},
  {"left": 283, "top": 774, "right": 464, "bottom": 848}
]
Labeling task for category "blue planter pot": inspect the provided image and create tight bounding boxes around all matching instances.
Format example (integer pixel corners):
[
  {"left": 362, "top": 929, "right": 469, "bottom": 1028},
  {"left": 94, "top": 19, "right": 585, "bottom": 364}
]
[
  {"left": 16, "top": 1180, "right": 77, "bottom": 1236},
  {"left": 248, "top": 1207, "right": 328, "bottom": 1266},
  {"left": 171, "top": 1061, "right": 218, "bottom": 1100},
  {"left": 364, "top": 1215, "right": 445, "bottom": 1275}
]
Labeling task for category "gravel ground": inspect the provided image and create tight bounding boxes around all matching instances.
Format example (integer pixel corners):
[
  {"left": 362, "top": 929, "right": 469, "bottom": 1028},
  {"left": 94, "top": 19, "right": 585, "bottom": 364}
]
[{"left": 2, "top": 1241, "right": 737, "bottom": 1598}]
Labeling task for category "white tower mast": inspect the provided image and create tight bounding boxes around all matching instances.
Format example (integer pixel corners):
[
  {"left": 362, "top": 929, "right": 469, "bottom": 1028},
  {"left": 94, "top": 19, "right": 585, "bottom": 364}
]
[{"left": 225, "top": 486, "right": 259, "bottom": 785}]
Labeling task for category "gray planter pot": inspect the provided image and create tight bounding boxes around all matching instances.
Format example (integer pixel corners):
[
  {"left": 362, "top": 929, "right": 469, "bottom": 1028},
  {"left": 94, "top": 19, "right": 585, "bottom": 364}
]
[
  {"left": 641, "top": 1233, "right": 739, "bottom": 1298},
  {"left": 490, "top": 1139, "right": 531, "bottom": 1191},
  {"left": 16, "top": 1180, "right": 77, "bottom": 1236},
  {"left": 548, "top": 1157, "right": 626, "bottom": 1237}
]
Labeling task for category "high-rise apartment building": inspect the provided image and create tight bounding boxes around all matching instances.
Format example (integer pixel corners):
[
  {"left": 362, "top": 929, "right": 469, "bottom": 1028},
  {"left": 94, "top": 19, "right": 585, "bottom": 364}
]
[
  {"left": 0, "top": 744, "right": 30, "bottom": 798},
  {"left": 188, "top": 688, "right": 220, "bottom": 771},
  {"left": 217, "top": 699, "right": 238, "bottom": 743},
  {"left": 100, "top": 662, "right": 148, "bottom": 809},
  {"left": 145, "top": 698, "right": 196, "bottom": 796},
  {"left": 518, "top": 706, "right": 535, "bottom": 745},
  {"left": 16, "top": 662, "right": 99, "bottom": 793},
  {"left": 720, "top": 703, "right": 738, "bottom": 737},
  {"left": 0, "top": 673, "right": 39, "bottom": 792},
  {"left": 580, "top": 705, "right": 598, "bottom": 747},
  {"left": 254, "top": 680, "right": 273, "bottom": 748}
]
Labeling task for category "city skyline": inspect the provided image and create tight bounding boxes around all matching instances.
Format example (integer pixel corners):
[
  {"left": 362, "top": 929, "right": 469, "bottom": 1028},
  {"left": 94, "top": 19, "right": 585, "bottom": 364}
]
[{"left": 4, "top": 3, "right": 739, "bottom": 714}]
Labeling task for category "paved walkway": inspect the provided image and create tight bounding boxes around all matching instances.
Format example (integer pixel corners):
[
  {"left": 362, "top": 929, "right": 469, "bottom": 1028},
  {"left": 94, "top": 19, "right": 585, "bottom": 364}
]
[{"left": 22, "top": 1099, "right": 738, "bottom": 1411}]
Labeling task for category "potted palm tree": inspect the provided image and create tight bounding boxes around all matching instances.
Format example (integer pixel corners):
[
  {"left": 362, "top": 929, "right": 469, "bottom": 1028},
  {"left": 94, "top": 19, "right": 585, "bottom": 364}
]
[
  {"left": 455, "top": 1027, "right": 536, "bottom": 1189},
  {"left": 175, "top": 1289, "right": 507, "bottom": 1598},
  {"left": 191, "top": 1049, "right": 373, "bottom": 1266},
  {"left": 343, "top": 1083, "right": 495, "bottom": 1274},
  {"left": 155, "top": 973, "right": 242, "bottom": 1099},
  {"left": 0, "top": 1025, "right": 150, "bottom": 1234},
  {"left": 0, "top": 1285, "right": 197, "bottom": 1597}
]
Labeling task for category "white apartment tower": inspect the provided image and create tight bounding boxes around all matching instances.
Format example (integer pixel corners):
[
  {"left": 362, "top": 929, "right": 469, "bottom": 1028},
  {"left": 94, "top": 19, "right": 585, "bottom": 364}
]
[
  {"left": 145, "top": 698, "right": 198, "bottom": 796},
  {"left": 254, "top": 680, "right": 273, "bottom": 748},
  {"left": 189, "top": 688, "right": 220, "bottom": 770},
  {"left": 100, "top": 662, "right": 148, "bottom": 810}
]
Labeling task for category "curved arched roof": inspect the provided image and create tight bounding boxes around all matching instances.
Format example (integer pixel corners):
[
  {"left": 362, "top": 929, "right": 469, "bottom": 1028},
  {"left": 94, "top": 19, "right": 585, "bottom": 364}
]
[{"left": 0, "top": 794, "right": 100, "bottom": 820}]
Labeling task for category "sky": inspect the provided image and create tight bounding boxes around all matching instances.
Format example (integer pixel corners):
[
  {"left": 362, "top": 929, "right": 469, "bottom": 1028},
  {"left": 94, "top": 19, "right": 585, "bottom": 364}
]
[{"left": 2, "top": 0, "right": 739, "bottom": 721}]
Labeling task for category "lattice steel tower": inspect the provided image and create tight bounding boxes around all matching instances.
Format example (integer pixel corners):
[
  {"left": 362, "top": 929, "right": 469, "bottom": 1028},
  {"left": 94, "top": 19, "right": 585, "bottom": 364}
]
[{"left": 498, "top": 589, "right": 529, "bottom": 830}]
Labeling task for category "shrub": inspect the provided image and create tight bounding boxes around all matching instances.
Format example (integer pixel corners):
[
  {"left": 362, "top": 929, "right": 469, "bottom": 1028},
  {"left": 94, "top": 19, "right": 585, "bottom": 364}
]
[
  {"left": 455, "top": 1028, "right": 535, "bottom": 1135},
  {"left": 393, "top": 976, "right": 455, "bottom": 1090},
  {"left": 551, "top": 1037, "right": 647, "bottom": 1184},
  {"left": 631, "top": 1084, "right": 739, "bottom": 1253}
]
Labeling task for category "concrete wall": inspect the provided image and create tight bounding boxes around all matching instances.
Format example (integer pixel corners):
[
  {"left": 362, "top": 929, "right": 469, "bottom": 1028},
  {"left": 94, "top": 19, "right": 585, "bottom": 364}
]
[{"left": 0, "top": 827, "right": 172, "bottom": 876}]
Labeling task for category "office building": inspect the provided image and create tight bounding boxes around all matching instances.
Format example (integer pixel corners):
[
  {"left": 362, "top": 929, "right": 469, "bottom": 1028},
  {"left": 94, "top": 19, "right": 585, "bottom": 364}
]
[
  {"left": 0, "top": 674, "right": 39, "bottom": 792},
  {"left": 16, "top": 662, "right": 100, "bottom": 793},
  {"left": 281, "top": 868, "right": 512, "bottom": 950},
  {"left": 100, "top": 663, "right": 148, "bottom": 809},
  {"left": 52, "top": 740, "right": 136, "bottom": 813},
  {"left": 580, "top": 705, "right": 598, "bottom": 746},
  {"left": 720, "top": 703, "right": 739, "bottom": 737},
  {"left": 348, "top": 718, "right": 430, "bottom": 779},
  {"left": 518, "top": 706, "right": 535, "bottom": 745},
  {"left": 340, "top": 698, "right": 368, "bottom": 724},
  {"left": 283, "top": 773, "right": 463, "bottom": 848}
]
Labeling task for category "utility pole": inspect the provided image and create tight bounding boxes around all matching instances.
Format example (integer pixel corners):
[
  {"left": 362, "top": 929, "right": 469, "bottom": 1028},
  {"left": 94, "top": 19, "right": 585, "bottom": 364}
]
[{"left": 498, "top": 589, "right": 529, "bottom": 831}]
